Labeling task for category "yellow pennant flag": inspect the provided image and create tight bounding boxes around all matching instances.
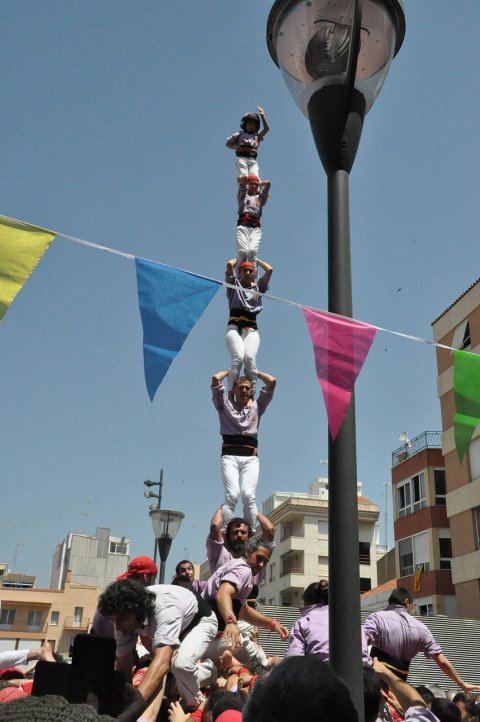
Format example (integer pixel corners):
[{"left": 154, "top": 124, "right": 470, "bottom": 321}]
[
  {"left": 0, "top": 215, "right": 56, "bottom": 321},
  {"left": 413, "top": 563, "right": 424, "bottom": 593}
]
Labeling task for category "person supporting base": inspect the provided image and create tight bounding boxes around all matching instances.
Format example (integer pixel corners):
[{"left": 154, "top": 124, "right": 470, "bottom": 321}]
[{"left": 211, "top": 370, "right": 275, "bottom": 530}]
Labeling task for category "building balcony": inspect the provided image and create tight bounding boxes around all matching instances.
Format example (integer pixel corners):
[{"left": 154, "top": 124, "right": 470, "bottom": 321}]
[
  {"left": 392, "top": 431, "right": 442, "bottom": 467},
  {"left": 280, "top": 567, "right": 304, "bottom": 577},
  {"left": 64, "top": 617, "right": 90, "bottom": 630},
  {"left": 0, "top": 622, "right": 48, "bottom": 633}
]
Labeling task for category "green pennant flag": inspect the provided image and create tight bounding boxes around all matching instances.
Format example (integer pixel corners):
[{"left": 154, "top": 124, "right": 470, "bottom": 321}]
[
  {"left": 0, "top": 215, "right": 56, "bottom": 321},
  {"left": 454, "top": 349, "right": 480, "bottom": 462}
]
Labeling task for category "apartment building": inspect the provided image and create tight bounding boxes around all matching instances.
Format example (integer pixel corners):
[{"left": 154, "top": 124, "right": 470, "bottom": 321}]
[
  {"left": 50, "top": 527, "right": 130, "bottom": 589},
  {"left": 259, "top": 477, "right": 381, "bottom": 606},
  {"left": 391, "top": 431, "right": 455, "bottom": 616},
  {"left": 432, "top": 278, "right": 480, "bottom": 619}
]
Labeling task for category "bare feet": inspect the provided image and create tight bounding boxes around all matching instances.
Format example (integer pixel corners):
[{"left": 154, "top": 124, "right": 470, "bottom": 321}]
[{"left": 28, "top": 641, "right": 55, "bottom": 663}]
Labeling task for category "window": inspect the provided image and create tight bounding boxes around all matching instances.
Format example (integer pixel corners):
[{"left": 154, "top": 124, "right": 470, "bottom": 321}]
[
  {"left": 439, "top": 537, "right": 452, "bottom": 570},
  {"left": 469, "top": 438, "right": 480, "bottom": 482},
  {"left": 50, "top": 611, "right": 60, "bottom": 626},
  {"left": 360, "top": 578, "right": 372, "bottom": 592},
  {"left": 359, "top": 542, "right": 371, "bottom": 565},
  {"left": 109, "top": 541, "right": 128, "bottom": 555},
  {"left": 269, "top": 563, "right": 275, "bottom": 582},
  {"left": 0, "top": 608, "right": 15, "bottom": 628},
  {"left": 27, "top": 610, "right": 42, "bottom": 630},
  {"left": 398, "top": 531, "right": 430, "bottom": 577},
  {"left": 281, "top": 524, "right": 292, "bottom": 542},
  {"left": 473, "top": 507, "right": 480, "bottom": 550},
  {"left": 452, "top": 319, "right": 471, "bottom": 350},
  {"left": 434, "top": 469, "right": 446, "bottom": 505},
  {"left": 73, "top": 607, "right": 83, "bottom": 627},
  {"left": 317, "top": 521, "right": 328, "bottom": 538},
  {"left": 418, "top": 603, "right": 434, "bottom": 616},
  {"left": 397, "top": 474, "right": 425, "bottom": 517},
  {"left": 281, "top": 594, "right": 291, "bottom": 607}
]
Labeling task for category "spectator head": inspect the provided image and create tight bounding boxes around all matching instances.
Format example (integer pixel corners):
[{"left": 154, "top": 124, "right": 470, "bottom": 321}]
[
  {"left": 452, "top": 693, "right": 477, "bottom": 721},
  {"left": 175, "top": 560, "right": 195, "bottom": 580},
  {"left": 98, "top": 578, "right": 156, "bottom": 636},
  {"left": 416, "top": 685, "right": 436, "bottom": 707},
  {"left": 388, "top": 587, "right": 411, "bottom": 609},
  {"left": 243, "top": 657, "right": 359, "bottom": 722},
  {"left": 303, "top": 580, "right": 329, "bottom": 606},
  {"left": 431, "top": 698, "right": 462, "bottom": 722},
  {"left": 204, "top": 690, "right": 244, "bottom": 722},
  {"left": 244, "top": 537, "right": 274, "bottom": 576},
  {"left": 226, "top": 517, "right": 253, "bottom": 555},
  {"left": 116, "top": 555, "right": 158, "bottom": 585}
]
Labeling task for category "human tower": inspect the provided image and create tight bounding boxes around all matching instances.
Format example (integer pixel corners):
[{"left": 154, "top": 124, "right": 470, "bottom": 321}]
[{"left": 211, "top": 107, "right": 275, "bottom": 533}]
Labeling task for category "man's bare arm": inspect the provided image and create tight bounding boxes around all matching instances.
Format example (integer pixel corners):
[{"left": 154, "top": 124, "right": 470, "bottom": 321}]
[
  {"left": 210, "top": 506, "right": 224, "bottom": 542},
  {"left": 256, "top": 371, "right": 276, "bottom": 393}
]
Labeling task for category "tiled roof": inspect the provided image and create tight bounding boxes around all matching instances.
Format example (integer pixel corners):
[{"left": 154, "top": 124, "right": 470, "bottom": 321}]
[
  {"left": 361, "top": 578, "right": 397, "bottom": 599},
  {"left": 431, "top": 277, "right": 480, "bottom": 324}
]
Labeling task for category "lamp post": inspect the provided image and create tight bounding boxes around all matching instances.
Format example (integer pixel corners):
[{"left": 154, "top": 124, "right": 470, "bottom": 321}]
[
  {"left": 266, "top": 1, "right": 405, "bottom": 718},
  {"left": 149, "top": 508, "right": 185, "bottom": 584},
  {"left": 144, "top": 470, "right": 164, "bottom": 569}
]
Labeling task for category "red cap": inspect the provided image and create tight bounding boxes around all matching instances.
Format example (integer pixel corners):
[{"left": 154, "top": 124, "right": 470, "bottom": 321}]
[
  {"left": 238, "top": 260, "right": 255, "bottom": 271},
  {"left": 216, "top": 712, "right": 242, "bottom": 722},
  {"left": 117, "top": 555, "right": 158, "bottom": 581},
  {"left": 246, "top": 174, "right": 260, "bottom": 183},
  {"left": 0, "top": 668, "right": 24, "bottom": 680}
]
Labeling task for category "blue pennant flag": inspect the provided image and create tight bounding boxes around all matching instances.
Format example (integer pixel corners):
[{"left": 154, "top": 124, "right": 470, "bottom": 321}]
[{"left": 135, "top": 258, "right": 221, "bottom": 400}]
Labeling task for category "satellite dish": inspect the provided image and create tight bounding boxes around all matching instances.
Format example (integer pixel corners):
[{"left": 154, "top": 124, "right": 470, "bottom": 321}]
[{"left": 399, "top": 431, "right": 411, "bottom": 446}]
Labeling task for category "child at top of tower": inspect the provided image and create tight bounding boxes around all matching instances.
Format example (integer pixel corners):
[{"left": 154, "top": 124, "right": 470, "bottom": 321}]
[
  {"left": 226, "top": 106, "right": 270, "bottom": 180},
  {"left": 236, "top": 174, "right": 271, "bottom": 265}
]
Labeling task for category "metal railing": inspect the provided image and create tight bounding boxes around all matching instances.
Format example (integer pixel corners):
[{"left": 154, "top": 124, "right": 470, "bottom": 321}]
[
  {"left": 64, "top": 617, "right": 89, "bottom": 630},
  {"left": 280, "top": 567, "right": 304, "bottom": 577},
  {"left": 280, "top": 531, "right": 304, "bottom": 542},
  {"left": 0, "top": 621, "right": 48, "bottom": 633},
  {"left": 392, "top": 431, "right": 442, "bottom": 466}
]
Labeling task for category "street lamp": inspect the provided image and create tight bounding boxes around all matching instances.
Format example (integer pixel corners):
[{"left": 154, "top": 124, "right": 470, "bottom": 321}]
[
  {"left": 144, "top": 470, "right": 164, "bottom": 568},
  {"left": 267, "top": 1, "right": 405, "bottom": 718},
  {"left": 149, "top": 508, "right": 184, "bottom": 584}
]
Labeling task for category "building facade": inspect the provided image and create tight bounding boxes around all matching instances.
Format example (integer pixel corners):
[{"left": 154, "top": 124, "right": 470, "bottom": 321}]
[
  {"left": 50, "top": 527, "right": 130, "bottom": 589},
  {"left": 259, "top": 477, "right": 381, "bottom": 606},
  {"left": 432, "top": 278, "right": 480, "bottom": 619},
  {"left": 0, "top": 572, "right": 100, "bottom": 656},
  {"left": 391, "top": 431, "right": 455, "bottom": 616}
]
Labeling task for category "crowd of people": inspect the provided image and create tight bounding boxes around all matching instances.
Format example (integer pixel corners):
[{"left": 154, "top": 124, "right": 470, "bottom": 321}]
[
  {"left": 1, "top": 528, "right": 479, "bottom": 721},
  {"left": 1, "top": 111, "right": 479, "bottom": 721}
]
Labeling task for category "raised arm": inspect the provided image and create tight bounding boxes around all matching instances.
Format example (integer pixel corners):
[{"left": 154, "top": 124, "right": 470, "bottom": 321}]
[
  {"left": 212, "top": 370, "right": 229, "bottom": 387},
  {"left": 256, "top": 258, "right": 273, "bottom": 285},
  {"left": 257, "top": 510, "right": 275, "bottom": 542},
  {"left": 210, "top": 505, "right": 224, "bottom": 542},
  {"left": 373, "top": 657, "right": 426, "bottom": 714},
  {"left": 432, "top": 652, "right": 480, "bottom": 692},
  {"left": 257, "top": 106, "right": 270, "bottom": 139},
  {"left": 226, "top": 258, "right": 237, "bottom": 276},
  {"left": 256, "top": 371, "right": 276, "bottom": 393}
]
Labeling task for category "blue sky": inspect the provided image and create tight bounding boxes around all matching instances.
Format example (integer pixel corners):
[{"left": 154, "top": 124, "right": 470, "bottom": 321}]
[{"left": 1, "top": 2, "right": 479, "bottom": 586}]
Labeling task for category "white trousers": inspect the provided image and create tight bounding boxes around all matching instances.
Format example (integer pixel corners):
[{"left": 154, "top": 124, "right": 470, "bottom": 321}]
[
  {"left": 235, "top": 225, "right": 261, "bottom": 265},
  {"left": 0, "top": 649, "right": 28, "bottom": 671},
  {"left": 171, "top": 612, "right": 218, "bottom": 708},
  {"left": 236, "top": 157, "right": 259, "bottom": 178},
  {"left": 221, "top": 455, "right": 259, "bottom": 530},
  {"left": 225, "top": 325, "right": 260, "bottom": 391}
]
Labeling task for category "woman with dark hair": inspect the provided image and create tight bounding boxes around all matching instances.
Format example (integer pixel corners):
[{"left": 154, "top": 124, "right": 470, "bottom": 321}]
[{"left": 284, "top": 580, "right": 330, "bottom": 659}]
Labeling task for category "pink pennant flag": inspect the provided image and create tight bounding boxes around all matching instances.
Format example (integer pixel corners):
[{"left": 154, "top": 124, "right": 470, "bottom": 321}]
[{"left": 304, "top": 308, "right": 377, "bottom": 441}]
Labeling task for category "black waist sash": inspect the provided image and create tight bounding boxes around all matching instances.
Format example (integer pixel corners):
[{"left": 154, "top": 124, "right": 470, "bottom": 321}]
[
  {"left": 370, "top": 646, "right": 410, "bottom": 679},
  {"left": 222, "top": 434, "right": 258, "bottom": 457},
  {"left": 179, "top": 592, "right": 213, "bottom": 641},
  {"left": 208, "top": 598, "right": 243, "bottom": 632}
]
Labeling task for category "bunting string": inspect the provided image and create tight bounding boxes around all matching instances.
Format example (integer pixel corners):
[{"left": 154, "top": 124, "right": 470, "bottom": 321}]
[{"left": 1, "top": 213, "right": 466, "bottom": 355}]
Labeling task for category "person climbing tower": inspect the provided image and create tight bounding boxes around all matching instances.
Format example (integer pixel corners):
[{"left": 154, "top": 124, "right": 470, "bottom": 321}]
[{"left": 226, "top": 107, "right": 270, "bottom": 180}]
